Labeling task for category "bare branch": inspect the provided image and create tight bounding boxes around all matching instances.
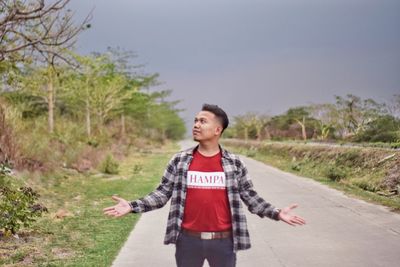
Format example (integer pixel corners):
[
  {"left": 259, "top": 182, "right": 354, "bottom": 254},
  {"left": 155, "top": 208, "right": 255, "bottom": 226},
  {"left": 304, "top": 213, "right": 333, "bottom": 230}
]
[{"left": 0, "top": 0, "right": 93, "bottom": 65}]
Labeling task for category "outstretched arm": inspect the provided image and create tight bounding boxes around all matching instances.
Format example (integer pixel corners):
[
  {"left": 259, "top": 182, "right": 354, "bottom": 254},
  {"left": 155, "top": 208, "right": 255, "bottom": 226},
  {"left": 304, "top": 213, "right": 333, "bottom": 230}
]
[
  {"left": 236, "top": 158, "right": 306, "bottom": 225},
  {"left": 277, "top": 203, "right": 306, "bottom": 226},
  {"left": 103, "top": 155, "right": 177, "bottom": 217}
]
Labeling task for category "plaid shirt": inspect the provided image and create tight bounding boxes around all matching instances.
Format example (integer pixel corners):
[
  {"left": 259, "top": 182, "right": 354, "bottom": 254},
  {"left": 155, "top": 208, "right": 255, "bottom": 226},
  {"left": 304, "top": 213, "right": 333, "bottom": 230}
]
[{"left": 130, "top": 145, "right": 280, "bottom": 252}]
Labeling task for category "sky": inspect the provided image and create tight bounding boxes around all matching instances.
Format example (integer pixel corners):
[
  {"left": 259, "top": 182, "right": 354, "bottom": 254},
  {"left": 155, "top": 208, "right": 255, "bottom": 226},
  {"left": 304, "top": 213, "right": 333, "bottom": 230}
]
[{"left": 69, "top": 0, "right": 400, "bottom": 130}]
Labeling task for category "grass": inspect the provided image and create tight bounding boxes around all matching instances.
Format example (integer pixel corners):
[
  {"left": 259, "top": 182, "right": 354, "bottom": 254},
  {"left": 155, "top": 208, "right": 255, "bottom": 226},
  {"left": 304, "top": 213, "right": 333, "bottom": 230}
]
[
  {"left": 0, "top": 144, "right": 177, "bottom": 266},
  {"left": 222, "top": 140, "right": 400, "bottom": 212}
]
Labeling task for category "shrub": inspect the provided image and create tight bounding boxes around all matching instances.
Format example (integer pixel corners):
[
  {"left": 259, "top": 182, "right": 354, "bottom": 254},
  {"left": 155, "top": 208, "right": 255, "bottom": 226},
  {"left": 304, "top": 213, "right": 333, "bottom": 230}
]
[
  {"left": 99, "top": 154, "right": 119, "bottom": 174},
  {"left": 0, "top": 165, "right": 47, "bottom": 235},
  {"left": 324, "top": 166, "right": 347, "bottom": 182},
  {"left": 335, "top": 150, "right": 362, "bottom": 167},
  {"left": 291, "top": 162, "right": 302, "bottom": 171},
  {"left": 132, "top": 164, "right": 143, "bottom": 175},
  {"left": 353, "top": 179, "right": 379, "bottom": 192}
]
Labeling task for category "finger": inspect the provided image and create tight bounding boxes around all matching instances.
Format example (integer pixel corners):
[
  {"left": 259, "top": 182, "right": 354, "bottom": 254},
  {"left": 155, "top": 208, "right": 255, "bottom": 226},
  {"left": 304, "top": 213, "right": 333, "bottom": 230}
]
[
  {"left": 281, "top": 217, "right": 296, "bottom": 226},
  {"left": 292, "top": 218, "right": 306, "bottom": 225},
  {"left": 285, "top": 220, "right": 296, "bottom": 226},
  {"left": 104, "top": 209, "right": 117, "bottom": 215},
  {"left": 104, "top": 211, "right": 116, "bottom": 217},
  {"left": 103, "top": 206, "right": 116, "bottom": 212},
  {"left": 291, "top": 216, "right": 306, "bottom": 225},
  {"left": 296, "top": 216, "right": 306, "bottom": 224},
  {"left": 112, "top": 195, "right": 123, "bottom": 202}
]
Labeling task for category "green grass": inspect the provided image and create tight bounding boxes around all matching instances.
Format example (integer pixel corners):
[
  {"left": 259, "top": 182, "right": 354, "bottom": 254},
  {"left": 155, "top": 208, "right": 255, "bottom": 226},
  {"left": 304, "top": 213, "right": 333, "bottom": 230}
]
[{"left": 0, "top": 146, "right": 176, "bottom": 266}]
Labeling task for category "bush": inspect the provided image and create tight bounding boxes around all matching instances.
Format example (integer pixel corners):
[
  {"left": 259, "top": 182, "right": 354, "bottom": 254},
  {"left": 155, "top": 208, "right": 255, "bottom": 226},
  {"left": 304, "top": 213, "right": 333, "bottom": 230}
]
[
  {"left": 324, "top": 166, "right": 347, "bottom": 182},
  {"left": 99, "top": 154, "right": 119, "bottom": 174},
  {"left": 353, "top": 179, "right": 379, "bottom": 192},
  {"left": 0, "top": 166, "right": 47, "bottom": 235},
  {"left": 291, "top": 162, "right": 302, "bottom": 171},
  {"left": 335, "top": 150, "right": 362, "bottom": 167},
  {"left": 132, "top": 164, "right": 143, "bottom": 175}
]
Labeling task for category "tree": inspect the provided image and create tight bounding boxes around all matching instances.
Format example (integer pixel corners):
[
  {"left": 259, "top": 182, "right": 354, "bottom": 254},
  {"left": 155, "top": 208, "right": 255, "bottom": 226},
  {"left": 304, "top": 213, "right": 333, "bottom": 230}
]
[
  {"left": 254, "top": 114, "right": 271, "bottom": 141},
  {"left": 1, "top": 0, "right": 91, "bottom": 134},
  {"left": 309, "top": 103, "right": 338, "bottom": 140},
  {"left": 17, "top": 64, "right": 58, "bottom": 132},
  {"left": 387, "top": 94, "right": 400, "bottom": 119},
  {"left": 0, "top": 0, "right": 91, "bottom": 63},
  {"left": 233, "top": 113, "right": 254, "bottom": 142},
  {"left": 285, "top": 107, "right": 312, "bottom": 141},
  {"left": 335, "top": 94, "right": 386, "bottom": 139},
  {"left": 355, "top": 115, "right": 400, "bottom": 142},
  {"left": 145, "top": 90, "right": 185, "bottom": 141}
]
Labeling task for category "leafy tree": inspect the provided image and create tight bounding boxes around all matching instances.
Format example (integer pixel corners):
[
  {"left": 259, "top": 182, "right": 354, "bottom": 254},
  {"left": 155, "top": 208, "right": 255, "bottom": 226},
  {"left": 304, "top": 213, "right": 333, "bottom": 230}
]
[
  {"left": 233, "top": 113, "right": 258, "bottom": 142},
  {"left": 355, "top": 115, "right": 400, "bottom": 142},
  {"left": 309, "top": 103, "right": 338, "bottom": 140},
  {"left": 335, "top": 94, "right": 386, "bottom": 139},
  {"left": 268, "top": 107, "right": 317, "bottom": 140}
]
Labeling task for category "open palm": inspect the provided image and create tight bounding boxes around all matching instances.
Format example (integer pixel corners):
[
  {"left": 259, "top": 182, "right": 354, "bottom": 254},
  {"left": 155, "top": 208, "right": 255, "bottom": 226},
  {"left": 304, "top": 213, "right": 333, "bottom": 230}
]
[
  {"left": 278, "top": 204, "right": 306, "bottom": 226},
  {"left": 103, "top": 196, "right": 132, "bottom": 218}
]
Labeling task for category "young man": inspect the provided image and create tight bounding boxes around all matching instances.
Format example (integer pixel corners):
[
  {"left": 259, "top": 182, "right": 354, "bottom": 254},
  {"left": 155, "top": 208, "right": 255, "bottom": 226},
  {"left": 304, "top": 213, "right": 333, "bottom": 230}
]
[{"left": 103, "top": 104, "right": 306, "bottom": 267}]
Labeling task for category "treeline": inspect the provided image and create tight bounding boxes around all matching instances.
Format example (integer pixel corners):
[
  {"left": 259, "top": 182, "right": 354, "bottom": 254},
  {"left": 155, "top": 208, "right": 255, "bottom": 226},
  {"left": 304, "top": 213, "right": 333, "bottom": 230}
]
[
  {"left": 0, "top": 1, "right": 186, "bottom": 172},
  {"left": 226, "top": 94, "right": 400, "bottom": 144}
]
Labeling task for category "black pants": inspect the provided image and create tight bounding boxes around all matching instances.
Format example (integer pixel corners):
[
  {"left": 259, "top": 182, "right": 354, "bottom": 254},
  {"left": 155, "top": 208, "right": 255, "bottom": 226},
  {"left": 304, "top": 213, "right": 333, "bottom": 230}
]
[{"left": 175, "top": 232, "right": 236, "bottom": 267}]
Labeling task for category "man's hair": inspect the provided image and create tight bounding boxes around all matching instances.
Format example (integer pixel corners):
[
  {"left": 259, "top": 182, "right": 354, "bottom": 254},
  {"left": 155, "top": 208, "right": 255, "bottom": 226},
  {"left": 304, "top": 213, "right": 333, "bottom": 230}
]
[{"left": 202, "top": 104, "right": 229, "bottom": 133}]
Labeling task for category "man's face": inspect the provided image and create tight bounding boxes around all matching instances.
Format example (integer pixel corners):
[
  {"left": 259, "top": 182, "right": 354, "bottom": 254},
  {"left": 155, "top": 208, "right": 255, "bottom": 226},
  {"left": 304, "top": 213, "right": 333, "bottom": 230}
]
[{"left": 192, "top": 111, "right": 223, "bottom": 142}]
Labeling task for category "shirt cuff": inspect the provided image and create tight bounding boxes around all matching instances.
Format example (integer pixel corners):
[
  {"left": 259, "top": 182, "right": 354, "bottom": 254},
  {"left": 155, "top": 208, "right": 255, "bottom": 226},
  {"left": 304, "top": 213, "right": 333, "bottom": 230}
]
[
  {"left": 272, "top": 208, "right": 281, "bottom": 221},
  {"left": 129, "top": 201, "right": 140, "bottom": 213}
]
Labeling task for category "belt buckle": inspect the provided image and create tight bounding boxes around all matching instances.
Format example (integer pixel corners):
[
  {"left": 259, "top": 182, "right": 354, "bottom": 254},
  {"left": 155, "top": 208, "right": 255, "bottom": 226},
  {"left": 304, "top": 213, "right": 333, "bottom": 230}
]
[{"left": 200, "top": 232, "right": 213, "bottom": 240}]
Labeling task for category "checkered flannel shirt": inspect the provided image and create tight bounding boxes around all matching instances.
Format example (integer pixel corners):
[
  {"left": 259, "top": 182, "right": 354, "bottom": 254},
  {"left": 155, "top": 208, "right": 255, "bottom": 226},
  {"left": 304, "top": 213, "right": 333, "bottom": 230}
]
[{"left": 129, "top": 145, "right": 280, "bottom": 252}]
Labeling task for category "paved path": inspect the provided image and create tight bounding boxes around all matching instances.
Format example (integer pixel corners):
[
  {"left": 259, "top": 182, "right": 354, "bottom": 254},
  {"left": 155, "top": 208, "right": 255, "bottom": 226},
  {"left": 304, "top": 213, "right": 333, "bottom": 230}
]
[{"left": 112, "top": 141, "right": 400, "bottom": 267}]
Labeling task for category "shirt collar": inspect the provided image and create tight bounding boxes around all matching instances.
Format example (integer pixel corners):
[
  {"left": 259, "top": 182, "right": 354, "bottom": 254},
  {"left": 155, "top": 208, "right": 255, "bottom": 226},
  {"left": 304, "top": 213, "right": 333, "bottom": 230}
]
[{"left": 186, "top": 144, "right": 229, "bottom": 159}]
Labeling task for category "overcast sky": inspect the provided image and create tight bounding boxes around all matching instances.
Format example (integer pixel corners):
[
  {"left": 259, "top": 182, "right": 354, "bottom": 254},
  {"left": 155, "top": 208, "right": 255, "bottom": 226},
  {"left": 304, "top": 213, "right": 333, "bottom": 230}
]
[{"left": 69, "top": 0, "right": 399, "bottom": 130}]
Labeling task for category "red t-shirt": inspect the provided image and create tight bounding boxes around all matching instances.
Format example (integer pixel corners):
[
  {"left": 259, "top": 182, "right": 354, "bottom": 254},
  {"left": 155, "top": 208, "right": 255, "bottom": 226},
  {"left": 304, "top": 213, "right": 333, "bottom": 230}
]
[{"left": 181, "top": 150, "right": 232, "bottom": 232}]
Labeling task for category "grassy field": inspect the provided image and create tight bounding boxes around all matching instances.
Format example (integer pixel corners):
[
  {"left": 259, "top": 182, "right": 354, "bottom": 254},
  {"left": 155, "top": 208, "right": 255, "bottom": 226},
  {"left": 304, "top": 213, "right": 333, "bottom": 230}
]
[
  {"left": 0, "top": 145, "right": 177, "bottom": 266},
  {"left": 222, "top": 139, "right": 400, "bottom": 212}
]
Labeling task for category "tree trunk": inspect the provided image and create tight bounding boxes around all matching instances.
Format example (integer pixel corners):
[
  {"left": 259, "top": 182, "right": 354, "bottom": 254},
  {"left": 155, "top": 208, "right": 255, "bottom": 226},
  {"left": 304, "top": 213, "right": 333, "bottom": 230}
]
[
  {"left": 301, "top": 116, "right": 307, "bottom": 141},
  {"left": 295, "top": 117, "right": 307, "bottom": 141},
  {"left": 244, "top": 127, "right": 249, "bottom": 143},
  {"left": 120, "top": 114, "right": 126, "bottom": 137},
  {"left": 85, "top": 83, "right": 91, "bottom": 137},
  {"left": 256, "top": 126, "right": 262, "bottom": 141},
  {"left": 264, "top": 126, "right": 271, "bottom": 140},
  {"left": 47, "top": 77, "right": 54, "bottom": 134}
]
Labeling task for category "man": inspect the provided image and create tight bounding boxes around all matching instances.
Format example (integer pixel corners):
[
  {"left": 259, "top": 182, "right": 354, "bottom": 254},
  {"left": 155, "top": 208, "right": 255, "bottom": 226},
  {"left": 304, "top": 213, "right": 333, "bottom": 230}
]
[{"left": 103, "top": 104, "right": 306, "bottom": 267}]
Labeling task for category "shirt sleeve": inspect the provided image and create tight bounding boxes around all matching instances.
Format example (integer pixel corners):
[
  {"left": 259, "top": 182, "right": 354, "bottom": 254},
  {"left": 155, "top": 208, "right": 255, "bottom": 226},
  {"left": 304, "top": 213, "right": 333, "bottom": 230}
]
[
  {"left": 129, "top": 155, "right": 177, "bottom": 213},
  {"left": 236, "top": 158, "right": 280, "bottom": 221}
]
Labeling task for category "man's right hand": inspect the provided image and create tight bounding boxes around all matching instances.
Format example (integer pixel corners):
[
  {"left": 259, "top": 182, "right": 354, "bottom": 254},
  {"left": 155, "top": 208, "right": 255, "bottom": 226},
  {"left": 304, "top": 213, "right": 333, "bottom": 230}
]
[{"left": 103, "top": 196, "right": 132, "bottom": 218}]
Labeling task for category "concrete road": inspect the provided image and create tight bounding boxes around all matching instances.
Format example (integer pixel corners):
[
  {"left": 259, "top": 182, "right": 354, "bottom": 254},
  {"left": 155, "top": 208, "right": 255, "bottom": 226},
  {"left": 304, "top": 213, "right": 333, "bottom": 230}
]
[{"left": 112, "top": 141, "right": 400, "bottom": 267}]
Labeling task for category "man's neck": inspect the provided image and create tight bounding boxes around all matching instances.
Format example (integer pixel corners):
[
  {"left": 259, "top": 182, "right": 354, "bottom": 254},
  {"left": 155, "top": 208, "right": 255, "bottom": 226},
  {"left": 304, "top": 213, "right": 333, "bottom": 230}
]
[{"left": 197, "top": 140, "right": 220, "bottom": 157}]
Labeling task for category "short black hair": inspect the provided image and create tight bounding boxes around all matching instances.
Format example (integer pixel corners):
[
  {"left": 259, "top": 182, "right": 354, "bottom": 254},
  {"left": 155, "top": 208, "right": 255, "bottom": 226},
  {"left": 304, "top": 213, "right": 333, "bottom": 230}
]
[{"left": 201, "top": 104, "right": 229, "bottom": 133}]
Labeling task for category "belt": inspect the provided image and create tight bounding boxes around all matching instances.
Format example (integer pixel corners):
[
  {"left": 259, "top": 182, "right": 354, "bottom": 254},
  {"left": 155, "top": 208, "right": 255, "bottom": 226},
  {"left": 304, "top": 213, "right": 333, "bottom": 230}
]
[{"left": 181, "top": 229, "right": 232, "bottom": 240}]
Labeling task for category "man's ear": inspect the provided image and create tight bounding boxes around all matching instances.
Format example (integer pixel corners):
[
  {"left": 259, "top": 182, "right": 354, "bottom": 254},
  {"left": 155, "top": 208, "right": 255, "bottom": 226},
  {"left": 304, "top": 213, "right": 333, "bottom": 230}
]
[{"left": 215, "top": 126, "right": 223, "bottom": 136}]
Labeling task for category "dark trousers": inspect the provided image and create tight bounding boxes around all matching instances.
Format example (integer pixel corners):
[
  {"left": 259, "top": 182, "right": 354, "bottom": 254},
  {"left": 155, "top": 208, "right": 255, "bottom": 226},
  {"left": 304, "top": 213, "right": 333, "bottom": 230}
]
[{"left": 175, "top": 232, "right": 236, "bottom": 267}]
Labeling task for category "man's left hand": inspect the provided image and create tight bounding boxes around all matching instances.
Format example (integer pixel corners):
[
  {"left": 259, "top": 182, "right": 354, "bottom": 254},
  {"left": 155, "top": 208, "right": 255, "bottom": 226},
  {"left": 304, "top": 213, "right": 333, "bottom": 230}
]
[{"left": 278, "top": 203, "right": 306, "bottom": 226}]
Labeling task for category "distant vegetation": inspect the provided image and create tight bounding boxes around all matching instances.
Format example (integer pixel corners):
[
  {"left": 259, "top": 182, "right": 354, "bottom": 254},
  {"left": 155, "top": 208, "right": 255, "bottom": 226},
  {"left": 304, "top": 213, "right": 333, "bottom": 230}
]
[
  {"left": 0, "top": 1, "right": 185, "bottom": 172},
  {"left": 225, "top": 94, "right": 400, "bottom": 147},
  {"left": 0, "top": 0, "right": 185, "bottom": 241}
]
